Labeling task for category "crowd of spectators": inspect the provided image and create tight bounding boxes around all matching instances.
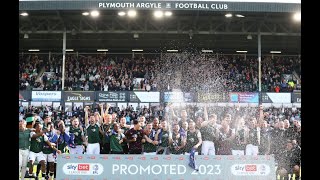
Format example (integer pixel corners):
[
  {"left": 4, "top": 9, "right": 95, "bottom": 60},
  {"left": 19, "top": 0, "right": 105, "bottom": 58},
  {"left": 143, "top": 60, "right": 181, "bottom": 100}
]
[
  {"left": 19, "top": 54, "right": 43, "bottom": 90},
  {"left": 19, "top": 53, "right": 301, "bottom": 93},
  {"left": 178, "top": 55, "right": 301, "bottom": 92}
]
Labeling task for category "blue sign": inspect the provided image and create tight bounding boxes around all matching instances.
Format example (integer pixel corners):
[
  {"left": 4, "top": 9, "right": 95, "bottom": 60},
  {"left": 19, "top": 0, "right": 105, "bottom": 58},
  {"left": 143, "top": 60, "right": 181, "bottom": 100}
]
[{"left": 229, "top": 92, "right": 259, "bottom": 103}]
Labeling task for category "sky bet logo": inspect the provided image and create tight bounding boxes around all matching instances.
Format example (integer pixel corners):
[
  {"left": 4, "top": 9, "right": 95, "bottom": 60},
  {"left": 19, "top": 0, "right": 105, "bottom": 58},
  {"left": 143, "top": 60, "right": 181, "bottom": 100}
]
[
  {"left": 66, "top": 164, "right": 90, "bottom": 171},
  {"left": 234, "top": 165, "right": 256, "bottom": 171},
  {"left": 231, "top": 164, "right": 270, "bottom": 176},
  {"left": 67, "top": 164, "right": 77, "bottom": 171},
  {"left": 63, "top": 163, "right": 104, "bottom": 175},
  {"left": 78, "top": 164, "right": 90, "bottom": 171}
]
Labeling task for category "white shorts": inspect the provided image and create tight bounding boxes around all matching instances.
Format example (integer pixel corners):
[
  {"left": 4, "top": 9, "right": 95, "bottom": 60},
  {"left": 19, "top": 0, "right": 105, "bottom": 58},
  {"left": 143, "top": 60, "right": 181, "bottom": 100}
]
[
  {"left": 201, "top": 141, "right": 215, "bottom": 155},
  {"left": 245, "top": 144, "right": 259, "bottom": 155},
  {"left": 28, "top": 151, "right": 46, "bottom": 163},
  {"left": 43, "top": 153, "right": 55, "bottom": 163},
  {"left": 232, "top": 150, "right": 245, "bottom": 156},
  {"left": 86, "top": 143, "right": 100, "bottom": 155},
  {"left": 19, "top": 149, "right": 30, "bottom": 168},
  {"left": 69, "top": 145, "right": 84, "bottom": 154},
  {"left": 143, "top": 152, "right": 157, "bottom": 155}
]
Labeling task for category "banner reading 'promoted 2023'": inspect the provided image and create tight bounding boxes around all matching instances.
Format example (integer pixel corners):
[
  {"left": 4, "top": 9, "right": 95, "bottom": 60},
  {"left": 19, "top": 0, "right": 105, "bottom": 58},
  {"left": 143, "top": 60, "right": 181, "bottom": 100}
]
[{"left": 57, "top": 154, "right": 275, "bottom": 180}]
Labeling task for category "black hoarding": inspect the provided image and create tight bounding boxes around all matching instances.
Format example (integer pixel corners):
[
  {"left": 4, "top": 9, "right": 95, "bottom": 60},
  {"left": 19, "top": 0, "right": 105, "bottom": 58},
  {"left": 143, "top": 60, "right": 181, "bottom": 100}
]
[
  {"left": 292, "top": 92, "right": 301, "bottom": 103},
  {"left": 96, "top": 92, "right": 127, "bottom": 102},
  {"left": 20, "top": 0, "right": 300, "bottom": 13},
  {"left": 19, "top": 91, "right": 31, "bottom": 101},
  {"left": 64, "top": 91, "right": 95, "bottom": 102},
  {"left": 129, "top": 92, "right": 140, "bottom": 102}
]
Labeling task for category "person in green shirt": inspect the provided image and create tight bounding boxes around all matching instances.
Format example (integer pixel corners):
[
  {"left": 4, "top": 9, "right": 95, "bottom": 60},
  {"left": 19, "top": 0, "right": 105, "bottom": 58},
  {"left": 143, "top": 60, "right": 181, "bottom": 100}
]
[
  {"left": 85, "top": 106, "right": 102, "bottom": 154},
  {"left": 69, "top": 117, "right": 86, "bottom": 154},
  {"left": 19, "top": 119, "right": 32, "bottom": 180},
  {"left": 110, "top": 123, "right": 126, "bottom": 154},
  {"left": 119, "top": 116, "right": 130, "bottom": 154},
  {"left": 100, "top": 114, "right": 113, "bottom": 154},
  {"left": 28, "top": 122, "right": 61, "bottom": 179}
]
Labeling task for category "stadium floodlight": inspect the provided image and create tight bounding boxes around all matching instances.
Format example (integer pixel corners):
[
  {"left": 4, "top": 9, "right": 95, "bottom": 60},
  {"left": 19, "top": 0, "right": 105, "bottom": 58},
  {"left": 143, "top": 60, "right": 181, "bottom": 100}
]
[
  {"left": 24, "top": 33, "right": 29, "bottom": 39},
  {"left": 164, "top": 11, "right": 172, "bottom": 17},
  {"left": 270, "top": 51, "right": 281, "bottom": 54},
  {"left": 132, "top": 49, "right": 143, "bottom": 52},
  {"left": 97, "top": 49, "right": 109, "bottom": 52},
  {"left": 167, "top": 49, "right": 178, "bottom": 52},
  {"left": 66, "top": 49, "right": 74, "bottom": 52},
  {"left": 128, "top": 10, "right": 137, "bottom": 17},
  {"left": 90, "top": 10, "right": 100, "bottom": 17},
  {"left": 20, "top": 12, "right": 28, "bottom": 16},
  {"left": 82, "top": 12, "right": 89, "bottom": 16},
  {"left": 293, "top": 12, "right": 301, "bottom": 22},
  {"left": 236, "top": 50, "right": 247, "bottom": 53},
  {"left": 225, "top": 13, "right": 233, "bottom": 18},
  {"left": 236, "top": 14, "right": 245, "bottom": 18},
  {"left": 201, "top": 50, "right": 213, "bottom": 53},
  {"left": 28, "top": 49, "right": 40, "bottom": 52},
  {"left": 154, "top": 11, "right": 164, "bottom": 18},
  {"left": 118, "top": 11, "right": 126, "bottom": 16}
]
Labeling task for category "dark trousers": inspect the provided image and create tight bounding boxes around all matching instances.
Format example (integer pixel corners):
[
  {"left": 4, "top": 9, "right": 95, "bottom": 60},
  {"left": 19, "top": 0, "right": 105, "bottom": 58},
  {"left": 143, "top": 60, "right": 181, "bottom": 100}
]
[
  {"left": 122, "top": 144, "right": 129, "bottom": 154},
  {"left": 111, "top": 151, "right": 124, "bottom": 154},
  {"left": 129, "top": 149, "right": 142, "bottom": 154},
  {"left": 101, "top": 143, "right": 110, "bottom": 154}
]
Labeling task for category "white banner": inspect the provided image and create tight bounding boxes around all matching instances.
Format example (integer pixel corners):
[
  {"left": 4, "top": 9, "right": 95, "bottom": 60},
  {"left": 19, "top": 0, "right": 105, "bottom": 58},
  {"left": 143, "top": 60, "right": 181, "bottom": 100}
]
[
  {"left": 31, "top": 91, "right": 62, "bottom": 101},
  {"left": 133, "top": 92, "right": 160, "bottom": 102},
  {"left": 265, "top": 93, "right": 291, "bottom": 103}
]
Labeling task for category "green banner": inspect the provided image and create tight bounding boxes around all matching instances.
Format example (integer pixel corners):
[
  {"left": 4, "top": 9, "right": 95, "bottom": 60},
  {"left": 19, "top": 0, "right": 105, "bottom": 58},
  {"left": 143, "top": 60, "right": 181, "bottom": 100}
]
[{"left": 57, "top": 154, "right": 276, "bottom": 180}]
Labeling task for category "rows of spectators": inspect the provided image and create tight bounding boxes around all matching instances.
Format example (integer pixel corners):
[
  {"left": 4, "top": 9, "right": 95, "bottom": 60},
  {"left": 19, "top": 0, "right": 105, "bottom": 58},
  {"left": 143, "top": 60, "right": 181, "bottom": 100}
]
[
  {"left": 19, "top": 54, "right": 301, "bottom": 92},
  {"left": 19, "top": 55, "right": 43, "bottom": 90},
  {"left": 178, "top": 55, "right": 301, "bottom": 92}
]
